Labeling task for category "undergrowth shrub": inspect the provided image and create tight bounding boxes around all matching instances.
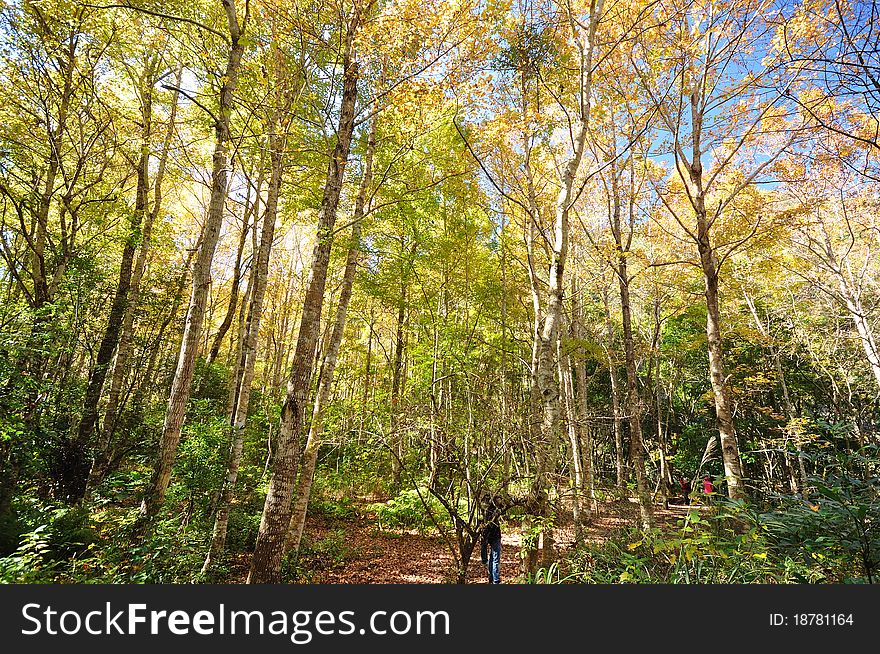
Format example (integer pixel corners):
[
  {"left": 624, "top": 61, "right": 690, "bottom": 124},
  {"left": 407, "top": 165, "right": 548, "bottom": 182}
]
[
  {"left": 547, "top": 505, "right": 815, "bottom": 584},
  {"left": 224, "top": 508, "right": 261, "bottom": 552},
  {"left": 366, "top": 488, "right": 448, "bottom": 534},
  {"left": 760, "top": 472, "right": 879, "bottom": 583},
  {"left": 283, "top": 529, "right": 359, "bottom": 583},
  {"left": 308, "top": 496, "right": 358, "bottom": 521}
]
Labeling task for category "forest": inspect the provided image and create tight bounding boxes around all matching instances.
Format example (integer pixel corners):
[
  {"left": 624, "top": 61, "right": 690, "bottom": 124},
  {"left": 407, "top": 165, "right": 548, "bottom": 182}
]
[{"left": 0, "top": 0, "right": 878, "bottom": 585}]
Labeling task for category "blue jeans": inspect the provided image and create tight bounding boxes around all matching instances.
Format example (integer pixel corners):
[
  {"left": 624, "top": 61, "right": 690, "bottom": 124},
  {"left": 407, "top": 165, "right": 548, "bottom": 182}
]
[{"left": 483, "top": 537, "right": 501, "bottom": 584}]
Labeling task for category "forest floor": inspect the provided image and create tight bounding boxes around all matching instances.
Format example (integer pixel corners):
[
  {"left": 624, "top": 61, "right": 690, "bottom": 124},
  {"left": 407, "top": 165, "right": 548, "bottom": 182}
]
[{"left": 273, "top": 497, "right": 703, "bottom": 584}]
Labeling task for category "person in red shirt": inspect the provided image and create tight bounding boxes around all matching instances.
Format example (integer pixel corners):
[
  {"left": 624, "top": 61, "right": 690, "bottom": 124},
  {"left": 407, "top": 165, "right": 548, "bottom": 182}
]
[
  {"left": 679, "top": 476, "right": 692, "bottom": 505},
  {"left": 702, "top": 475, "right": 714, "bottom": 495}
]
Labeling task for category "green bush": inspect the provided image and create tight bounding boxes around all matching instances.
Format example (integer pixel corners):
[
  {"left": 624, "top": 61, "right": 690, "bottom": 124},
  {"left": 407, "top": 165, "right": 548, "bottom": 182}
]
[
  {"left": 224, "top": 509, "right": 261, "bottom": 552},
  {"left": 0, "top": 526, "right": 61, "bottom": 583},
  {"left": 167, "top": 404, "right": 229, "bottom": 517},
  {"left": 0, "top": 510, "right": 24, "bottom": 556},
  {"left": 307, "top": 496, "right": 358, "bottom": 521},
  {"left": 317, "top": 438, "right": 393, "bottom": 499},
  {"left": 366, "top": 488, "right": 448, "bottom": 534},
  {"left": 0, "top": 502, "right": 98, "bottom": 582},
  {"left": 283, "top": 529, "right": 358, "bottom": 583},
  {"left": 106, "top": 512, "right": 210, "bottom": 583},
  {"left": 44, "top": 505, "right": 98, "bottom": 559},
  {"left": 0, "top": 503, "right": 218, "bottom": 583},
  {"left": 761, "top": 473, "right": 879, "bottom": 583},
  {"left": 557, "top": 506, "right": 806, "bottom": 584},
  {"left": 94, "top": 468, "right": 151, "bottom": 505}
]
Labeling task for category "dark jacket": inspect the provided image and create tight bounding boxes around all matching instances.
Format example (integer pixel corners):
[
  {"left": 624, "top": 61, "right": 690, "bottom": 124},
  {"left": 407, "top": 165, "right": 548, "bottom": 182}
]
[{"left": 481, "top": 498, "right": 502, "bottom": 542}]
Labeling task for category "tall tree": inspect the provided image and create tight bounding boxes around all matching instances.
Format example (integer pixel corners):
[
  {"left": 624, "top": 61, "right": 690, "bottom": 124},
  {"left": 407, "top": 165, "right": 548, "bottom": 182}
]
[
  {"left": 634, "top": 0, "right": 802, "bottom": 499},
  {"left": 96, "top": 64, "right": 183, "bottom": 476},
  {"left": 139, "top": 0, "right": 249, "bottom": 524},
  {"left": 247, "top": 2, "right": 363, "bottom": 583},
  {"left": 287, "top": 117, "right": 376, "bottom": 556},
  {"left": 598, "top": 137, "right": 654, "bottom": 528}
]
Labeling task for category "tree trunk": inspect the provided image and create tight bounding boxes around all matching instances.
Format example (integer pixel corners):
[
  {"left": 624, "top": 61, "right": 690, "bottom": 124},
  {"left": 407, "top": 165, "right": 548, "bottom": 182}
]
[
  {"left": 139, "top": 5, "right": 246, "bottom": 524},
  {"left": 523, "top": 0, "right": 603, "bottom": 576},
  {"left": 71, "top": 62, "right": 165, "bottom": 501},
  {"left": 697, "top": 228, "right": 745, "bottom": 500},
  {"left": 604, "top": 289, "right": 626, "bottom": 492},
  {"left": 97, "top": 66, "right": 182, "bottom": 471},
  {"left": 67, "top": 141, "right": 146, "bottom": 501},
  {"left": 842, "top": 289, "right": 880, "bottom": 391},
  {"left": 390, "top": 269, "right": 407, "bottom": 488},
  {"left": 202, "top": 124, "right": 284, "bottom": 572},
  {"left": 4, "top": 27, "right": 75, "bottom": 478},
  {"left": 206, "top": 189, "right": 256, "bottom": 365},
  {"left": 608, "top": 163, "right": 653, "bottom": 528},
  {"left": 359, "top": 308, "right": 374, "bottom": 439},
  {"left": 286, "top": 117, "right": 375, "bottom": 556},
  {"left": 652, "top": 299, "right": 671, "bottom": 508},
  {"left": 743, "top": 291, "right": 805, "bottom": 494},
  {"left": 428, "top": 292, "right": 442, "bottom": 490},
  {"left": 616, "top": 253, "right": 654, "bottom": 528},
  {"left": 29, "top": 25, "right": 76, "bottom": 314},
  {"left": 521, "top": 156, "right": 545, "bottom": 577},
  {"left": 558, "top": 332, "right": 583, "bottom": 541},
  {"left": 573, "top": 278, "right": 595, "bottom": 513},
  {"left": 681, "top": 68, "right": 745, "bottom": 500},
  {"left": 247, "top": 22, "right": 359, "bottom": 583}
]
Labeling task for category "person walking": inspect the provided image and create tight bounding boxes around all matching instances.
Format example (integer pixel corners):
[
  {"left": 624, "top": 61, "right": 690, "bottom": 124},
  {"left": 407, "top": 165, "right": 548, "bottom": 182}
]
[
  {"left": 702, "top": 474, "right": 714, "bottom": 504},
  {"left": 679, "top": 476, "right": 692, "bottom": 505},
  {"left": 480, "top": 493, "right": 503, "bottom": 584}
]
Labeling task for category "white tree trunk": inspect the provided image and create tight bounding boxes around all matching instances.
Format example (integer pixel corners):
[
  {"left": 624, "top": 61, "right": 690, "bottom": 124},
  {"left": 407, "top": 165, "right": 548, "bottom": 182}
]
[{"left": 286, "top": 118, "right": 375, "bottom": 556}]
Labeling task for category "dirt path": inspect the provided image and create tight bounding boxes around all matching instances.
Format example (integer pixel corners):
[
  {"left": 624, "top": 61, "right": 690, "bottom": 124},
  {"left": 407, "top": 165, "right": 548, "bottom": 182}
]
[{"left": 297, "top": 499, "right": 699, "bottom": 584}]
